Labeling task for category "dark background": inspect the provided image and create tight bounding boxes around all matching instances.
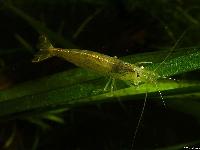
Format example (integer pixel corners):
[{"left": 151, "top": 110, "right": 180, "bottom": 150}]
[{"left": 1, "top": 0, "right": 200, "bottom": 149}]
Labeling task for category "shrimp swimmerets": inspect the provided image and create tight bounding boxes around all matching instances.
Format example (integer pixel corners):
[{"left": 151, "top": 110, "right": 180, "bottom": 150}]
[{"left": 32, "top": 35, "right": 159, "bottom": 86}]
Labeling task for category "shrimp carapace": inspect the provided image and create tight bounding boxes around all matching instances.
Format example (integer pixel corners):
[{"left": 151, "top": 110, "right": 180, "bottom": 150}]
[{"left": 32, "top": 35, "right": 159, "bottom": 86}]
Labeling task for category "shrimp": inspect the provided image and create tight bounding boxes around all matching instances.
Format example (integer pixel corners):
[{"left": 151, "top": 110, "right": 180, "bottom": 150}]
[{"left": 32, "top": 35, "right": 159, "bottom": 86}]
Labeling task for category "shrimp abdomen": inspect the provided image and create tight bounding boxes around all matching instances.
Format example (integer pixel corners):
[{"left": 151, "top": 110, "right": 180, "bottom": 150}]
[{"left": 53, "top": 49, "right": 119, "bottom": 75}]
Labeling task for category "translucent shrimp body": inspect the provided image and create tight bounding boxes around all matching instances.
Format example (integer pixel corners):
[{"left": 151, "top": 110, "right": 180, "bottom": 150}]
[{"left": 32, "top": 36, "right": 158, "bottom": 86}]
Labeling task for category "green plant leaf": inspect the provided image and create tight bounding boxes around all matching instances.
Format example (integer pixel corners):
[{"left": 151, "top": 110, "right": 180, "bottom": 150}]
[{"left": 0, "top": 47, "right": 200, "bottom": 118}]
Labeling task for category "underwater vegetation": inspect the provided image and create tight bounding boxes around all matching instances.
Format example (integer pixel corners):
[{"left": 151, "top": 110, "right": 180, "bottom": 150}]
[{"left": 1, "top": 0, "right": 200, "bottom": 149}]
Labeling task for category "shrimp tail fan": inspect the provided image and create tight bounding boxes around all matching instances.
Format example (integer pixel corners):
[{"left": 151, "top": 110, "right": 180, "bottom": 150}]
[{"left": 32, "top": 35, "right": 54, "bottom": 62}]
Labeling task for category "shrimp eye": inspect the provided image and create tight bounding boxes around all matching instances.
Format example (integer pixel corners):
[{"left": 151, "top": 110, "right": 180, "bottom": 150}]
[{"left": 137, "top": 72, "right": 140, "bottom": 77}]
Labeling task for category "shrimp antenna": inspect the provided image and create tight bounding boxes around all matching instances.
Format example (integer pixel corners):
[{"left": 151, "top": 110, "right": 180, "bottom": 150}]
[
  {"left": 131, "top": 29, "right": 188, "bottom": 149},
  {"left": 153, "top": 29, "right": 188, "bottom": 107},
  {"left": 154, "top": 82, "right": 166, "bottom": 108},
  {"left": 154, "top": 29, "right": 188, "bottom": 72},
  {"left": 131, "top": 92, "right": 148, "bottom": 150}
]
